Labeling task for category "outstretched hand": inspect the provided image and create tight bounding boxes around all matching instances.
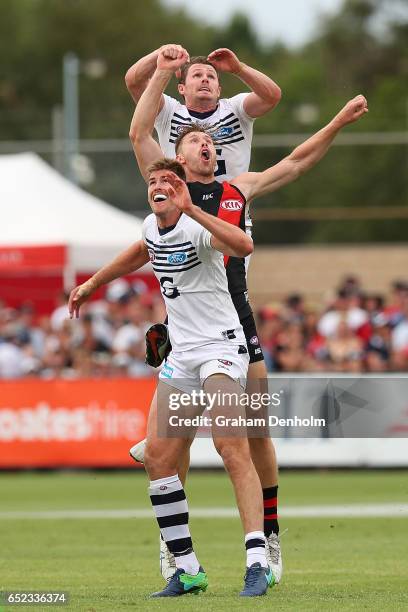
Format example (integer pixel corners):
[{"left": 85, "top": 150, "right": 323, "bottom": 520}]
[
  {"left": 166, "top": 172, "right": 195, "bottom": 215},
  {"left": 68, "top": 280, "right": 96, "bottom": 319},
  {"left": 336, "top": 95, "right": 368, "bottom": 126},
  {"left": 157, "top": 45, "right": 189, "bottom": 73},
  {"left": 207, "top": 48, "right": 242, "bottom": 74}
]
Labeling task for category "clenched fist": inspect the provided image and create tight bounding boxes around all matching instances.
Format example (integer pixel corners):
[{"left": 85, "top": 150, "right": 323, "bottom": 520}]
[
  {"left": 157, "top": 45, "right": 189, "bottom": 72},
  {"left": 335, "top": 95, "right": 368, "bottom": 126}
]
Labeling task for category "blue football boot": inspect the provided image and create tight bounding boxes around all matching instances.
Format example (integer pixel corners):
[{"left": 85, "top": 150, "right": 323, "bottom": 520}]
[
  {"left": 239, "top": 562, "right": 274, "bottom": 597},
  {"left": 150, "top": 566, "right": 208, "bottom": 597}
]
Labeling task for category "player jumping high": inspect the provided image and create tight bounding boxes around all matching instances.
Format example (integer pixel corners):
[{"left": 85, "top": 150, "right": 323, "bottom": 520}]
[{"left": 125, "top": 44, "right": 282, "bottom": 182}]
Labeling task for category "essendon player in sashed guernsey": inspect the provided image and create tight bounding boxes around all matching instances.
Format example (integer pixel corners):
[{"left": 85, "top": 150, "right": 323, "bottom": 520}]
[{"left": 188, "top": 180, "right": 250, "bottom": 320}]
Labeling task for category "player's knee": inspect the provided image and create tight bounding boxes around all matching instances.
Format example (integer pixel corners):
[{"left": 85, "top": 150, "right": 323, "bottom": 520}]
[
  {"left": 215, "top": 439, "right": 251, "bottom": 473},
  {"left": 248, "top": 436, "right": 274, "bottom": 455},
  {"left": 144, "top": 443, "right": 178, "bottom": 476}
]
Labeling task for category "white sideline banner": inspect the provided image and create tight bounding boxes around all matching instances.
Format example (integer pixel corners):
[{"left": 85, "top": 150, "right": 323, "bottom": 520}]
[
  {"left": 189, "top": 374, "right": 408, "bottom": 467},
  {"left": 190, "top": 438, "right": 408, "bottom": 468}
]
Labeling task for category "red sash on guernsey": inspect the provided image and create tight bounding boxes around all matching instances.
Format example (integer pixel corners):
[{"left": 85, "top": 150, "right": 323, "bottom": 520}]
[{"left": 217, "top": 182, "right": 246, "bottom": 267}]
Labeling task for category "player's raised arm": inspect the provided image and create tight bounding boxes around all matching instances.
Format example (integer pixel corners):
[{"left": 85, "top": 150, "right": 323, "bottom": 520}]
[
  {"left": 233, "top": 95, "right": 369, "bottom": 202},
  {"left": 129, "top": 47, "right": 189, "bottom": 181},
  {"left": 68, "top": 240, "right": 149, "bottom": 319},
  {"left": 167, "top": 173, "right": 253, "bottom": 257},
  {"left": 125, "top": 44, "right": 186, "bottom": 105},
  {"left": 207, "top": 48, "right": 281, "bottom": 118}
]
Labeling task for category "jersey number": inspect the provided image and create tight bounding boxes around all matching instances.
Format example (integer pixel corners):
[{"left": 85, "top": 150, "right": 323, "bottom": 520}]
[
  {"left": 160, "top": 276, "right": 180, "bottom": 299},
  {"left": 214, "top": 148, "right": 226, "bottom": 178}
]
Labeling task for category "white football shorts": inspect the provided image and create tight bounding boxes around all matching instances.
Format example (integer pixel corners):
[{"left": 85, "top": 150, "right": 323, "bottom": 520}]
[{"left": 159, "top": 341, "right": 249, "bottom": 394}]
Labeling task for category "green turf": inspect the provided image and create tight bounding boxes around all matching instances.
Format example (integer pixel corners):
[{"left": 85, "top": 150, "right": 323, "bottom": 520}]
[
  {"left": 1, "top": 471, "right": 408, "bottom": 611},
  {"left": 1, "top": 470, "right": 408, "bottom": 511}
]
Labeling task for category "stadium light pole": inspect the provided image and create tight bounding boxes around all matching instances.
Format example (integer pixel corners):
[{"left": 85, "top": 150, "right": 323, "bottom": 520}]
[
  {"left": 63, "top": 52, "right": 80, "bottom": 184},
  {"left": 62, "top": 53, "right": 106, "bottom": 184}
]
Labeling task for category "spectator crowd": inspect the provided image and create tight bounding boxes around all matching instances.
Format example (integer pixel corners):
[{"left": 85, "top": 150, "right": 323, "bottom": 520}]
[{"left": 1, "top": 276, "right": 408, "bottom": 379}]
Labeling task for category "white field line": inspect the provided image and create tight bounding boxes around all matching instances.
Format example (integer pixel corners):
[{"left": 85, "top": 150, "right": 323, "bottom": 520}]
[{"left": 0, "top": 503, "right": 408, "bottom": 520}]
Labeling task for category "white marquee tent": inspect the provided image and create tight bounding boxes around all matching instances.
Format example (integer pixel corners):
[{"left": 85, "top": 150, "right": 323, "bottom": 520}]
[{"left": 0, "top": 152, "right": 145, "bottom": 281}]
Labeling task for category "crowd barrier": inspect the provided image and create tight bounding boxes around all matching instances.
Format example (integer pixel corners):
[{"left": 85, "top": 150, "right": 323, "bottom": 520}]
[
  {"left": 0, "top": 376, "right": 407, "bottom": 468},
  {"left": 0, "top": 378, "right": 155, "bottom": 468}
]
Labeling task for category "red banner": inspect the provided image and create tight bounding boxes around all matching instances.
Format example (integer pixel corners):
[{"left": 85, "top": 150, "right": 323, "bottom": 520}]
[
  {"left": 0, "top": 378, "right": 156, "bottom": 468},
  {"left": 0, "top": 245, "right": 66, "bottom": 271}
]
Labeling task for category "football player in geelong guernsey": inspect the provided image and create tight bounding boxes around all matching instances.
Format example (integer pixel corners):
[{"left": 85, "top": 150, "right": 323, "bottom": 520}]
[
  {"left": 71, "top": 161, "right": 279, "bottom": 597},
  {"left": 125, "top": 44, "right": 282, "bottom": 183}
]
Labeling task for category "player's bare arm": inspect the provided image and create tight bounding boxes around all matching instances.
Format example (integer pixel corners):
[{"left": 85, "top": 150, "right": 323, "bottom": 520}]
[
  {"left": 125, "top": 43, "right": 188, "bottom": 105},
  {"left": 207, "top": 48, "right": 281, "bottom": 118},
  {"left": 233, "top": 95, "right": 369, "bottom": 202},
  {"left": 129, "top": 48, "right": 189, "bottom": 181},
  {"left": 68, "top": 240, "right": 149, "bottom": 319},
  {"left": 167, "top": 173, "right": 253, "bottom": 257}
]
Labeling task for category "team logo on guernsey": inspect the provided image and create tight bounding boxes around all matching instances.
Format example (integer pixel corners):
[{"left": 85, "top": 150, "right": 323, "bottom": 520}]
[
  {"left": 250, "top": 335, "right": 259, "bottom": 346},
  {"left": 213, "top": 126, "right": 233, "bottom": 139},
  {"left": 167, "top": 252, "right": 187, "bottom": 265},
  {"left": 221, "top": 199, "right": 243, "bottom": 211},
  {"left": 145, "top": 237, "right": 201, "bottom": 274},
  {"left": 148, "top": 248, "right": 155, "bottom": 263}
]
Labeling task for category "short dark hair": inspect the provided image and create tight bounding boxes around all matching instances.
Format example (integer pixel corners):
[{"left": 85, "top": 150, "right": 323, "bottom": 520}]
[
  {"left": 147, "top": 158, "right": 186, "bottom": 182},
  {"left": 174, "top": 123, "right": 214, "bottom": 153},
  {"left": 178, "top": 56, "right": 219, "bottom": 84}
]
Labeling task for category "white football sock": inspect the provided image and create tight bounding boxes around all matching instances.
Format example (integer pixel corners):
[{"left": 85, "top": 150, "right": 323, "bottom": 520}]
[
  {"left": 245, "top": 531, "right": 268, "bottom": 568},
  {"left": 149, "top": 474, "right": 200, "bottom": 576}
]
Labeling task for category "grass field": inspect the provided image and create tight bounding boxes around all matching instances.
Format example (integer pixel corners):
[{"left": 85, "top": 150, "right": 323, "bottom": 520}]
[{"left": 1, "top": 470, "right": 408, "bottom": 611}]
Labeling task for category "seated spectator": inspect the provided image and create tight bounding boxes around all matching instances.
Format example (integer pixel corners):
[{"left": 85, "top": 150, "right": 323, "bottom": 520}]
[
  {"left": 384, "top": 280, "right": 408, "bottom": 328},
  {"left": 256, "top": 307, "right": 283, "bottom": 372},
  {"left": 73, "top": 312, "right": 111, "bottom": 354},
  {"left": 274, "top": 322, "right": 306, "bottom": 372},
  {"left": 318, "top": 289, "right": 368, "bottom": 338},
  {"left": 364, "top": 313, "right": 390, "bottom": 372},
  {"left": 50, "top": 291, "right": 71, "bottom": 332},
  {"left": 282, "top": 293, "right": 305, "bottom": 324},
  {"left": 0, "top": 326, "right": 25, "bottom": 378},
  {"left": 391, "top": 290, "right": 408, "bottom": 371},
  {"left": 304, "top": 310, "right": 329, "bottom": 370},
  {"left": 326, "top": 319, "right": 364, "bottom": 372},
  {"left": 364, "top": 294, "right": 385, "bottom": 322}
]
